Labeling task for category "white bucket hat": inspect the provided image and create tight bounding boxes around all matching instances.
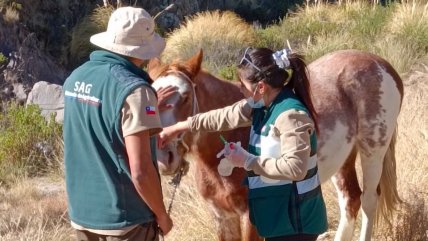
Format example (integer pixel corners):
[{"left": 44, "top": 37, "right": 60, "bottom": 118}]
[{"left": 90, "top": 7, "right": 165, "bottom": 60}]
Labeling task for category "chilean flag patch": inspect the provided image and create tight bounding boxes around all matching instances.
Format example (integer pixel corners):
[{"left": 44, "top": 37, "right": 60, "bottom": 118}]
[{"left": 145, "top": 106, "right": 156, "bottom": 115}]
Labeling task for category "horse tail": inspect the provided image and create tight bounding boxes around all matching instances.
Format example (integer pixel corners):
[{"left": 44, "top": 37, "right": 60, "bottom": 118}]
[{"left": 377, "top": 128, "right": 402, "bottom": 226}]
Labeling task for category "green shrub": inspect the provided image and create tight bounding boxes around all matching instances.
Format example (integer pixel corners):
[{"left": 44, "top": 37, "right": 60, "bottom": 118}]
[
  {"left": 0, "top": 103, "right": 63, "bottom": 184},
  {"left": 0, "top": 52, "right": 8, "bottom": 66},
  {"left": 255, "top": 25, "right": 286, "bottom": 50},
  {"left": 218, "top": 65, "right": 238, "bottom": 81}
]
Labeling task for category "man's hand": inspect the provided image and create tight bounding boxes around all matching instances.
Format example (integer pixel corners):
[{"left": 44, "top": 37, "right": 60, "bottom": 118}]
[
  {"left": 157, "top": 86, "right": 178, "bottom": 111},
  {"left": 156, "top": 212, "right": 173, "bottom": 235}
]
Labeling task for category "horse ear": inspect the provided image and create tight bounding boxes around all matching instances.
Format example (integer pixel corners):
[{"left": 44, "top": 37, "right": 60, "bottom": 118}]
[
  {"left": 186, "top": 49, "right": 203, "bottom": 77},
  {"left": 148, "top": 57, "right": 162, "bottom": 71}
]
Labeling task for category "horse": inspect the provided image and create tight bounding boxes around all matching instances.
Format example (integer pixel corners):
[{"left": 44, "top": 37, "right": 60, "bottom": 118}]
[
  {"left": 148, "top": 51, "right": 261, "bottom": 241},
  {"left": 148, "top": 49, "right": 403, "bottom": 241}
]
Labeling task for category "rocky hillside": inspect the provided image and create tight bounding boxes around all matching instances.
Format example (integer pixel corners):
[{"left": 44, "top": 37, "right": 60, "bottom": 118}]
[{"left": 0, "top": 0, "right": 98, "bottom": 102}]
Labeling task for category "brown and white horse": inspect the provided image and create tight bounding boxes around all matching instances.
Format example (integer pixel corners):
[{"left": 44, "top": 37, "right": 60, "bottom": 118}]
[{"left": 148, "top": 49, "right": 403, "bottom": 241}]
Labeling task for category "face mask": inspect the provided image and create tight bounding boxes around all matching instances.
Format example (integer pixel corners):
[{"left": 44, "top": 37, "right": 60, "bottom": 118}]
[
  {"left": 246, "top": 84, "right": 265, "bottom": 108},
  {"left": 246, "top": 97, "right": 265, "bottom": 108}
]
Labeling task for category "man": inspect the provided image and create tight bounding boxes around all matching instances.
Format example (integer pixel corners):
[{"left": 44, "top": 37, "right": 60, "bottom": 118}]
[{"left": 63, "top": 7, "right": 173, "bottom": 241}]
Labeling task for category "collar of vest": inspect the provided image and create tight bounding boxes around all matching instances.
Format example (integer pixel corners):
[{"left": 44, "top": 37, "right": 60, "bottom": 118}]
[
  {"left": 90, "top": 50, "right": 152, "bottom": 83},
  {"left": 264, "top": 87, "right": 296, "bottom": 110}
]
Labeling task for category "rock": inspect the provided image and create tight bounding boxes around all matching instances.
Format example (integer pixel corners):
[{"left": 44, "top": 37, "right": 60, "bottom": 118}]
[
  {"left": 152, "top": 0, "right": 200, "bottom": 31},
  {"left": 26, "top": 81, "right": 64, "bottom": 123},
  {"left": 12, "top": 83, "right": 27, "bottom": 103},
  {"left": 2, "top": 33, "right": 66, "bottom": 99}
]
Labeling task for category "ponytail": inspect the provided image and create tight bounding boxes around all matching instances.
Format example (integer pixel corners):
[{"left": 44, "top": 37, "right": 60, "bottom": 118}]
[{"left": 288, "top": 54, "right": 319, "bottom": 134}]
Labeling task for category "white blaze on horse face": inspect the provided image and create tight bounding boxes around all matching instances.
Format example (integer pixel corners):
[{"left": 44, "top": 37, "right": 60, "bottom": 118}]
[{"left": 152, "top": 75, "right": 192, "bottom": 127}]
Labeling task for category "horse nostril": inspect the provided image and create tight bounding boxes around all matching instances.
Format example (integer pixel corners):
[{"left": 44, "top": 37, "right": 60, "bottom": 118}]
[{"left": 167, "top": 151, "right": 174, "bottom": 165}]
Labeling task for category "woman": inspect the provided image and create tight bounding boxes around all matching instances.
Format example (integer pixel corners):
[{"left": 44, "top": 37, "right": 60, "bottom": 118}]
[{"left": 159, "top": 47, "right": 328, "bottom": 241}]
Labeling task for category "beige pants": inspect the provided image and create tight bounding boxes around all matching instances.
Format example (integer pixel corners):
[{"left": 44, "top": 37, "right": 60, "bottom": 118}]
[{"left": 75, "top": 222, "right": 160, "bottom": 241}]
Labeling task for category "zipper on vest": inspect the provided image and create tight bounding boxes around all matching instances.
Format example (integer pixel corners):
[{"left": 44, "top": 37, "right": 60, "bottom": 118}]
[{"left": 293, "top": 182, "right": 303, "bottom": 233}]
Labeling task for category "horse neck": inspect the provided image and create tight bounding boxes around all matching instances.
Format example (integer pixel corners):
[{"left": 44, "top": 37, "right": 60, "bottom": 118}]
[
  {"left": 194, "top": 71, "right": 243, "bottom": 113},
  {"left": 184, "top": 71, "right": 243, "bottom": 167}
]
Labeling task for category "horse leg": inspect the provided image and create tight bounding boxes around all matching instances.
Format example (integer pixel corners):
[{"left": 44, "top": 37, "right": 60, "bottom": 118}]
[
  {"left": 209, "top": 206, "right": 242, "bottom": 241},
  {"left": 332, "top": 147, "right": 362, "bottom": 241},
  {"left": 241, "top": 210, "right": 263, "bottom": 241},
  {"left": 358, "top": 143, "right": 391, "bottom": 241}
]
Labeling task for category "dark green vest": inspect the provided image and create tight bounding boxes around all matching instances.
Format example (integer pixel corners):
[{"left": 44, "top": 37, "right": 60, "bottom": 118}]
[
  {"left": 63, "top": 50, "right": 158, "bottom": 229},
  {"left": 247, "top": 88, "right": 328, "bottom": 238}
]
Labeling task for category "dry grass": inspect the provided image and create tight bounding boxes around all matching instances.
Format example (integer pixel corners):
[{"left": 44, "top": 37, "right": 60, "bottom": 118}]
[
  {"left": 162, "top": 11, "right": 257, "bottom": 73},
  {"left": 161, "top": 164, "right": 217, "bottom": 241},
  {"left": 2, "top": 6, "right": 19, "bottom": 23},
  {"left": 0, "top": 178, "right": 72, "bottom": 241}
]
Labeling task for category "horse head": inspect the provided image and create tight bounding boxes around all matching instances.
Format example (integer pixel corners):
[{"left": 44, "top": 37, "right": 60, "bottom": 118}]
[{"left": 148, "top": 50, "right": 203, "bottom": 176}]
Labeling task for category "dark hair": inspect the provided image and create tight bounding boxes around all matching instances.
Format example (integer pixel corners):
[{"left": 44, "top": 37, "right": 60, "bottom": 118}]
[{"left": 237, "top": 47, "right": 319, "bottom": 133}]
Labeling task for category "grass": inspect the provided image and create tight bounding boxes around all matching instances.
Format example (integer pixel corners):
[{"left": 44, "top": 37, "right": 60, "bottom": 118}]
[
  {"left": 0, "top": 178, "right": 72, "bottom": 241},
  {"left": 2, "top": 5, "right": 19, "bottom": 23},
  {"left": 162, "top": 11, "right": 257, "bottom": 74},
  {"left": 254, "top": 1, "right": 427, "bottom": 72}
]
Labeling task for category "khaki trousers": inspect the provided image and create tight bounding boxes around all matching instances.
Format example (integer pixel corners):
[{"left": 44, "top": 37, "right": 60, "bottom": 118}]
[{"left": 75, "top": 222, "right": 160, "bottom": 241}]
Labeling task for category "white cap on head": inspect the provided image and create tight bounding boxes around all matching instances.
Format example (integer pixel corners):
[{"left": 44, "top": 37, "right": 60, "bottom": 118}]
[{"left": 90, "top": 7, "right": 165, "bottom": 60}]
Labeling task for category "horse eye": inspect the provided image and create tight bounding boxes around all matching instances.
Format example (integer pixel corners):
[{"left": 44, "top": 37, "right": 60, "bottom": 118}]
[{"left": 181, "top": 94, "right": 190, "bottom": 103}]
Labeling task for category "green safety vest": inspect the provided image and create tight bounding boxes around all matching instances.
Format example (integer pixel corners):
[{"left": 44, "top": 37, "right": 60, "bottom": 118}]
[
  {"left": 247, "top": 87, "right": 328, "bottom": 238},
  {"left": 63, "top": 50, "right": 158, "bottom": 229}
]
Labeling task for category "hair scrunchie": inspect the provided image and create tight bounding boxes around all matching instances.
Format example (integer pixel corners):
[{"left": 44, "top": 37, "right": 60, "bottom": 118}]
[{"left": 272, "top": 48, "right": 292, "bottom": 69}]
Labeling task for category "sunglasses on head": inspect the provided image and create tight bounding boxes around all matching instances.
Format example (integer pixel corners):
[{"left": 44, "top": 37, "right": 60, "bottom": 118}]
[{"left": 239, "top": 47, "right": 263, "bottom": 73}]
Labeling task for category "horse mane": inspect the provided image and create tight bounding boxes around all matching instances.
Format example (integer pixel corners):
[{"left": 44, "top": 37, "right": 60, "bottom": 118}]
[{"left": 148, "top": 59, "right": 195, "bottom": 81}]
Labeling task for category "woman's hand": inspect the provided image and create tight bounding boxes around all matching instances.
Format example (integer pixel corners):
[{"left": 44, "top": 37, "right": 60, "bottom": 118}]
[
  {"left": 222, "top": 142, "right": 255, "bottom": 169},
  {"left": 157, "top": 86, "right": 178, "bottom": 111},
  {"left": 158, "top": 121, "right": 189, "bottom": 148}
]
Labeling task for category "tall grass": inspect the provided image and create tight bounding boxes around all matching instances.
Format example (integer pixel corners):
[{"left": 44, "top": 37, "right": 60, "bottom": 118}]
[
  {"left": 162, "top": 11, "right": 257, "bottom": 74},
  {"left": 255, "top": 1, "right": 427, "bottom": 72}
]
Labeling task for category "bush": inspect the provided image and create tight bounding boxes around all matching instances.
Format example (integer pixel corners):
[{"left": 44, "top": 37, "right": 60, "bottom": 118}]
[
  {"left": 0, "top": 102, "right": 63, "bottom": 184},
  {"left": 0, "top": 52, "right": 8, "bottom": 66},
  {"left": 218, "top": 65, "right": 238, "bottom": 81},
  {"left": 162, "top": 11, "right": 257, "bottom": 75}
]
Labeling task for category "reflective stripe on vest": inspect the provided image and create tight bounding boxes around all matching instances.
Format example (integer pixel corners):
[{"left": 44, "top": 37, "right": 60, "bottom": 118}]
[{"left": 248, "top": 155, "right": 319, "bottom": 194}]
